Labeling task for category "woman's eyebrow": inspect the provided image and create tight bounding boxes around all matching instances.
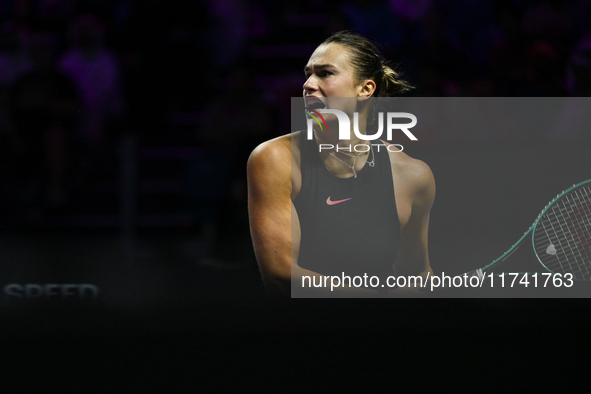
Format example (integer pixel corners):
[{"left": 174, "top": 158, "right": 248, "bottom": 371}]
[{"left": 304, "top": 63, "right": 336, "bottom": 73}]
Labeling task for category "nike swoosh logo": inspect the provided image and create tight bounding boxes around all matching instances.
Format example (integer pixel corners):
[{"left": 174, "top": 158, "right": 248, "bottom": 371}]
[{"left": 326, "top": 197, "right": 352, "bottom": 205}]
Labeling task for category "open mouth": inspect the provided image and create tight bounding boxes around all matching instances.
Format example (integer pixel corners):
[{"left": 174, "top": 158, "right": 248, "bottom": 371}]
[{"left": 305, "top": 96, "right": 326, "bottom": 110}]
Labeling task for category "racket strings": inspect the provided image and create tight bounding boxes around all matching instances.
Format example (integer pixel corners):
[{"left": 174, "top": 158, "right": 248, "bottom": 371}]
[
  {"left": 555, "top": 191, "right": 590, "bottom": 275},
  {"left": 536, "top": 187, "right": 591, "bottom": 278},
  {"left": 572, "top": 188, "right": 591, "bottom": 257},
  {"left": 563, "top": 189, "right": 591, "bottom": 276},
  {"left": 534, "top": 185, "right": 591, "bottom": 280},
  {"left": 538, "top": 199, "right": 577, "bottom": 277},
  {"left": 559, "top": 188, "right": 591, "bottom": 278}
]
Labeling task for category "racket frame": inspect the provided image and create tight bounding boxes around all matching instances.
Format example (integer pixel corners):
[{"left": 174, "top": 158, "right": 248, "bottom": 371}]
[{"left": 479, "top": 179, "right": 591, "bottom": 280}]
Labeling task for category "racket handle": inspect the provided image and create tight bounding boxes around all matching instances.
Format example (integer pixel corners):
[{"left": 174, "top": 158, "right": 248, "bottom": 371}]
[{"left": 465, "top": 268, "right": 484, "bottom": 279}]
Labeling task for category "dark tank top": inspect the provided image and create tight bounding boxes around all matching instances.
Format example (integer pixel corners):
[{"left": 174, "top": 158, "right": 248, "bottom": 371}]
[{"left": 293, "top": 131, "right": 401, "bottom": 282}]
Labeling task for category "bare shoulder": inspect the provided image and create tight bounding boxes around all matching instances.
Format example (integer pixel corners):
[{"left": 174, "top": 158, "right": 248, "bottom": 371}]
[
  {"left": 248, "top": 133, "right": 292, "bottom": 164},
  {"left": 248, "top": 133, "right": 305, "bottom": 200},
  {"left": 383, "top": 141, "right": 435, "bottom": 204},
  {"left": 247, "top": 134, "right": 294, "bottom": 176}
]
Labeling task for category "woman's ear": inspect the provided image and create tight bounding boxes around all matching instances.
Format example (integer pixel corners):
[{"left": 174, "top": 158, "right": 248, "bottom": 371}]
[{"left": 358, "top": 79, "right": 377, "bottom": 99}]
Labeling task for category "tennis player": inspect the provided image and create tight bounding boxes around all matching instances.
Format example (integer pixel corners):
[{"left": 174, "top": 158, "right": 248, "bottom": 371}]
[{"left": 247, "top": 31, "right": 435, "bottom": 296}]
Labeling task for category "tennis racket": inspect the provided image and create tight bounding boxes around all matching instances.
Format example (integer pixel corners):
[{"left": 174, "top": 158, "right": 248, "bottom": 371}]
[{"left": 465, "top": 179, "right": 591, "bottom": 282}]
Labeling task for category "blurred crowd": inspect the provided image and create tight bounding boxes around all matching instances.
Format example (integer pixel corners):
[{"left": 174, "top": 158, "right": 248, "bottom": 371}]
[{"left": 0, "top": 0, "right": 589, "bottom": 220}]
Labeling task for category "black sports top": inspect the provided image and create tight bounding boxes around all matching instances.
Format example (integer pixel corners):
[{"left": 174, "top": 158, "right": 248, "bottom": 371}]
[{"left": 293, "top": 131, "right": 401, "bottom": 281}]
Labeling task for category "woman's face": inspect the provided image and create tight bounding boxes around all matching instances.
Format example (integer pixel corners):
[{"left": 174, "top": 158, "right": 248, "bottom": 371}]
[{"left": 303, "top": 43, "right": 364, "bottom": 115}]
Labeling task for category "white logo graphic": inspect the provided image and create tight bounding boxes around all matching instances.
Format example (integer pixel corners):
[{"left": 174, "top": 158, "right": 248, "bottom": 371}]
[{"left": 306, "top": 109, "right": 417, "bottom": 141}]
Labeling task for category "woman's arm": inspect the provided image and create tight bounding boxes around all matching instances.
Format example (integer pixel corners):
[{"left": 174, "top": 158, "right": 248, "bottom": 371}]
[
  {"left": 394, "top": 158, "right": 436, "bottom": 282},
  {"left": 247, "top": 138, "right": 328, "bottom": 296}
]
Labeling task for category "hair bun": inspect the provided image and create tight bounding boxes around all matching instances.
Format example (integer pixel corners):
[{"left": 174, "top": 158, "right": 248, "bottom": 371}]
[{"left": 380, "top": 65, "right": 413, "bottom": 96}]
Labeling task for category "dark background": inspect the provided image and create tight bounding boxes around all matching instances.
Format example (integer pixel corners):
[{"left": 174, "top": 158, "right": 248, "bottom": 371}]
[{"left": 0, "top": 0, "right": 590, "bottom": 387}]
